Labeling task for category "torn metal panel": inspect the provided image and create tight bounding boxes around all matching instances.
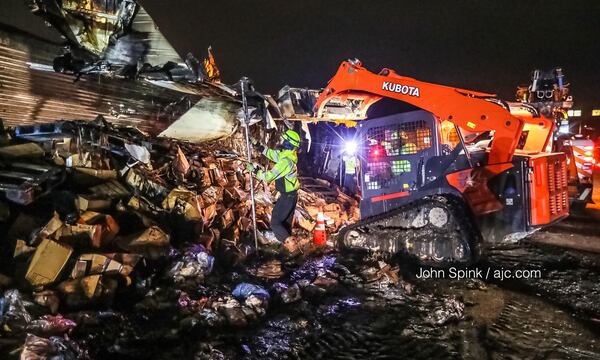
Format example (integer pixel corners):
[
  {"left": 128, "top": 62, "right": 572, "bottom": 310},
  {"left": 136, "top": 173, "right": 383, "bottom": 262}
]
[
  {"left": 0, "top": 25, "right": 243, "bottom": 141},
  {"left": 158, "top": 98, "right": 240, "bottom": 142},
  {"left": 26, "top": 0, "right": 191, "bottom": 80},
  {"left": 111, "top": 5, "right": 184, "bottom": 68}
]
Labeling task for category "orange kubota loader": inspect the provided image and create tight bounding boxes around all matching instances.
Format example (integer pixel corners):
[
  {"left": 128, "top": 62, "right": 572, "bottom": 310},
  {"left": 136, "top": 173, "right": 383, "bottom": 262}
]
[{"left": 314, "top": 60, "right": 568, "bottom": 265}]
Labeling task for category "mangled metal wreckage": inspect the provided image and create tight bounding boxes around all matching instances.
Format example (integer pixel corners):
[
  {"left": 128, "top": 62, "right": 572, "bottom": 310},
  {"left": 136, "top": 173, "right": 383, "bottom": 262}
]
[
  {"left": 0, "top": 0, "right": 358, "bottom": 213},
  {"left": 19, "top": 0, "right": 279, "bottom": 142},
  {"left": 0, "top": 6, "right": 361, "bottom": 354}
]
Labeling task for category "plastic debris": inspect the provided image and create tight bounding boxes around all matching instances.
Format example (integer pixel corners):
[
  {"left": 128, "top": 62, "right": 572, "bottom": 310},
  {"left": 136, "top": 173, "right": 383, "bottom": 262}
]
[
  {"left": 124, "top": 143, "right": 151, "bottom": 165},
  {"left": 27, "top": 314, "right": 77, "bottom": 336},
  {"left": 232, "top": 283, "right": 270, "bottom": 301},
  {"left": 167, "top": 244, "right": 214, "bottom": 287},
  {"left": 2, "top": 289, "right": 32, "bottom": 331},
  {"left": 20, "top": 333, "right": 87, "bottom": 360}
]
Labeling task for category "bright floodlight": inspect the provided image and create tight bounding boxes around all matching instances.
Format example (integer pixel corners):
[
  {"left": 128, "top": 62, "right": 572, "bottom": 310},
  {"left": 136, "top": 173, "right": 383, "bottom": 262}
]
[
  {"left": 558, "top": 124, "right": 569, "bottom": 134},
  {"left": 344, "top": 140, "right": 358, "bottom": 155}
]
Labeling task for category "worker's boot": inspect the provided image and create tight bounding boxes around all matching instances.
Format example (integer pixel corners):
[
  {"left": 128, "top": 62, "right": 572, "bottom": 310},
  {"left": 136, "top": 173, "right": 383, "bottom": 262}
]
[{"left": 257, "top": 230, "right": 279, "bottom": 246}]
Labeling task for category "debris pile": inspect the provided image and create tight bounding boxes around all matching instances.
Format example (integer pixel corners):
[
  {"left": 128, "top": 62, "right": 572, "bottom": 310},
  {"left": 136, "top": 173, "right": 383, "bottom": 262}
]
[{"left": 0, "top": 117, "right": 359, "bottom": 358}]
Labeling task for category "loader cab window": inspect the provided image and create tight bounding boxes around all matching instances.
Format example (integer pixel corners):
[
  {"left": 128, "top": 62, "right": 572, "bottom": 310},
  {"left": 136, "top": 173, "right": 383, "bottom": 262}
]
[
  {"left": 440, "top": 120, "right": 495, "bottom": 154},
  {"left": 364, "top": 120, "right": 432, "bottom": 190},
  {"left": 367, "top": 120, "right": 432, "bottom": 157},
  {"left": 440, "top": 120, "right": 460, "bottom": 154},
  {"left": 465, "top": 130, "right": 493, "bottom": 151}
]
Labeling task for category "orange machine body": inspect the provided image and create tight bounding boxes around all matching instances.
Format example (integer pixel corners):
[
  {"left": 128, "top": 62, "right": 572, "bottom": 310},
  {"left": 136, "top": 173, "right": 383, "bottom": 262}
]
[{"left": 314, "top": 60, "right": 568, "bottom": 238}]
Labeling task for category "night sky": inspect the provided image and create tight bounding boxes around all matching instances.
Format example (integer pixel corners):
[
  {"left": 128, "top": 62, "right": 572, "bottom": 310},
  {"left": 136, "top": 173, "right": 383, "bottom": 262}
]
[{"left": 1, "top": 0, "right": 599, "bottom": 113}]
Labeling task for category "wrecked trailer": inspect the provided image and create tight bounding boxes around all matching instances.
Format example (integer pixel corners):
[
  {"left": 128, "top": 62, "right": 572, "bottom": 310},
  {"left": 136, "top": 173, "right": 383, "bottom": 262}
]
[
  {"left": 0, "top": 22, "right": 274, "bottom": 143},
  {"left": 6, "top": 0, "right": 279, "bottom": 143}
]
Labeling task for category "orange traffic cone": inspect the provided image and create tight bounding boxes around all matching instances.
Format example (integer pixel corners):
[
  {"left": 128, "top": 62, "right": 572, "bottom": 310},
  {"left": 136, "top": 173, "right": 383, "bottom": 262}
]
[{"left": 313, "top": 212, "right": 327, "bottom": 246}]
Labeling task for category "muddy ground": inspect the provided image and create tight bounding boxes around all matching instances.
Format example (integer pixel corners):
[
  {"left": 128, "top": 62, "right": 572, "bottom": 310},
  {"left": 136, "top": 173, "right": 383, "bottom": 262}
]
[
  {"left": 215, "top": 221, "right": 600, "bottom": 360},
  {"left": 11, "top": 213, "right": 591, "bottom": 360}
]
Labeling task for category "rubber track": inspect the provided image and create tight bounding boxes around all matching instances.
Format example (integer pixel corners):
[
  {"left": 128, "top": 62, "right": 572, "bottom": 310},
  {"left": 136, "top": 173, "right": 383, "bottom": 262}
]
[{"left": 337, "top": 195, "right": 481, "bottom": 266}]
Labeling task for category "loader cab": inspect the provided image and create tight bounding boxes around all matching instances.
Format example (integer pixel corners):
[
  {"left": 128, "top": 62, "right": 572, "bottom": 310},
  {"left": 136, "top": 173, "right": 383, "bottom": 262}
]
[
  {"left": 356, "top": 109, "right": 481, "bottom": 218},
  {"left": 356, "top": 110, "right": 446, "bottom": 217},
  {"left": 355, "top": 107, "right": 568, "bottom": 244}
]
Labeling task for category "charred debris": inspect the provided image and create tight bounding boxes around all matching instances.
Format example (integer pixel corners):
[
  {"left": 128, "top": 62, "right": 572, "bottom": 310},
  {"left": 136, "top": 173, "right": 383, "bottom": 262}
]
[
  {"left": 0, "top": 3, "right": 366, "bottom": 355},
  {"left": 0, "top": 115, "right": 361, "bottom": 358}
]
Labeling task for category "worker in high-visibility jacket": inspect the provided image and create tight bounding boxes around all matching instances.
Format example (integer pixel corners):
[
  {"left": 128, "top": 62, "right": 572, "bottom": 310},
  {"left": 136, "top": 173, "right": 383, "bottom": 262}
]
[
  {"left": 248, "top": 129, "right": 301, "bottom": 243},
  {"left": 343, "top": 153, "right": 359, "bottom": 195}
]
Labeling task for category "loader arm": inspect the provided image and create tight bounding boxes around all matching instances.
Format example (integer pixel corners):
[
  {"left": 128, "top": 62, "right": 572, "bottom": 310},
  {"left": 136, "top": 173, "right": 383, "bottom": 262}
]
[{"left": 314, "top": 60, "right": 525, "bottom": 164}]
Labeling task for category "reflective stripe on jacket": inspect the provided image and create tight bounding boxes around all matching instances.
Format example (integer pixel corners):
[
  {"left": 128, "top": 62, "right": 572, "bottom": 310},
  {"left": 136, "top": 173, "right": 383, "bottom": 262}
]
[
  {"left": 344, "top": 155, "right": 357, "bottom": 175},
  {"left": 256, "top": 148, "right": 300, "bottom": 193}
]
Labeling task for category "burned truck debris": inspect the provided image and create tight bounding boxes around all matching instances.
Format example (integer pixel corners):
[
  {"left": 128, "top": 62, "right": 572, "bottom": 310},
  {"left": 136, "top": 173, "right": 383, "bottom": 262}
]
[
  {"left": 1, "top": 4, "right": 276, "bottom": 145},
  {"left": 20, "top": 0, "right": 278, "bottom": 144},
  {"left": 0, "top": 25, "right": 237, "bottom": 140},
  {"left": 26, "top": 0, "right": 190, "bottom": 80},
  {"left": 0, "top": 114, "right": 363, "bottom": 358}
]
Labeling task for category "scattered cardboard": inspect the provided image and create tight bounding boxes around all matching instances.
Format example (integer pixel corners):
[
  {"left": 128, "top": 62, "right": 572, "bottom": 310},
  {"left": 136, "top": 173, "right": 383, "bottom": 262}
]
[{"left": 25, "top": 239, "right": 73, "bottom": 287}]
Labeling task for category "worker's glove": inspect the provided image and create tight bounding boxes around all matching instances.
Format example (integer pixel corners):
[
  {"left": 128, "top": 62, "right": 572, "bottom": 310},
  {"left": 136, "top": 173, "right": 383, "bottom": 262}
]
[
  {"left": 250, "top": 137, "right": 265, "bottom": 152},
  {"left": 255, "top": 169, "right": 266, "bottom": 181},
  {"left": 246, "top": 162, "right": 258, "bottom": 174}
]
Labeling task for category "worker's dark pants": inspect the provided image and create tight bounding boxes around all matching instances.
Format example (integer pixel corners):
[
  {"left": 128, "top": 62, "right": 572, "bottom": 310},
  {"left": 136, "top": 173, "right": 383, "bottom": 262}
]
[{"left": 271, "top": 191, "right": 298, "bottom": 242}]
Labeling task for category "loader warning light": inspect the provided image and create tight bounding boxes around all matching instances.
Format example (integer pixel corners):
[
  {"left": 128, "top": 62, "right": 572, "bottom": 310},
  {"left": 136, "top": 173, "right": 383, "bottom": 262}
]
[{"left": 369, "top": 144, "right": 385, "bottom": 158}]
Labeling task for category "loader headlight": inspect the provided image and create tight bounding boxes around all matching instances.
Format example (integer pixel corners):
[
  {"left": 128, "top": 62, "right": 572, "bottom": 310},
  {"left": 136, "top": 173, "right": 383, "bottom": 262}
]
[{"left": 344, "top": 140, "right": 358, "bottom": 155}]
